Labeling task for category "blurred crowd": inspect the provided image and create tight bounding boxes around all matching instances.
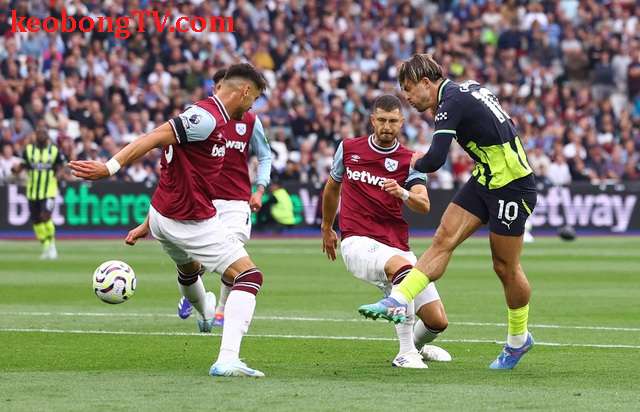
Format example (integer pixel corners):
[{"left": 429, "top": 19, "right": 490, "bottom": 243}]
[{"left": 1, "top": 0, "right": 640, "bottom": 190}]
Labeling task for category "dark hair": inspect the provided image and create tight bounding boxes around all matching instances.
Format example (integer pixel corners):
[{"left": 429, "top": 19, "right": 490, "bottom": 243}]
[
  {"left": 212, "top": 68, "right": 227, "bottom": 84},
  {"left": 398, "top": 53, "right": 443, "bottom": 85},
  {"left": 224, "top": 63, "right": 267, "bottom": 92},
  {"left": 372, "top": 94, "right": 402, "bottom": 113}
]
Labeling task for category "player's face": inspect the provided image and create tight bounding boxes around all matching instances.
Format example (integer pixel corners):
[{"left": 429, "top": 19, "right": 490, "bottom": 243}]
[
  {"left": 370, "top": 108, "right": 403, "bottom": 145},
  {"left": 402, "top": 79, "right": 436, "bottom": 113},
  {"left": 233, "top": 83, "right": 261, "bottom": 119},
  {"left": 35, "top": 126, "right": 48, "bottom": 145}
]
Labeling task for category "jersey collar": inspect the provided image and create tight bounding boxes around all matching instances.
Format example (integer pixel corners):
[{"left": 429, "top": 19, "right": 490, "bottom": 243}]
[
  {"left": 210, "top": 95, "right": 231, "bottom": 124},
  {"left": 368, "top": 134, "right": 399, "bottom": 154},
  {"left": 436, "top": 78, "right": 451, "bottom": 106}
]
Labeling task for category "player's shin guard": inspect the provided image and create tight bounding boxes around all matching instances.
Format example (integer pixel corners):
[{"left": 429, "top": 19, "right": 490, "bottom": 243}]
[
  {"left": 392, "top": 265, "right": 417, "bottom": 354},
  {"left": 216, "top": 276, "right": 233, "bottom": 313},
  {"left": 217, "top": 268, "right": 263, "bottom": 363},
  {"left": 177, "top": 266, "right": 212, "bottom": 319}
]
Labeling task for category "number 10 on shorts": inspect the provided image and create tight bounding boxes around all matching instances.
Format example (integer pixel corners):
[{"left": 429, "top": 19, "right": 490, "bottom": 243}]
[{"left": 497, "top": 199, "right": 518, "bottom": 221}]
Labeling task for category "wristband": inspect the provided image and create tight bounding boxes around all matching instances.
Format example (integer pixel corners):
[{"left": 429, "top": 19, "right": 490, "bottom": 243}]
[
  {"left": 106, "top": 158, "right": 121, "bottom": 176},
  {"left": 401, "top": 188, "right": 410, "bottom": 202}
]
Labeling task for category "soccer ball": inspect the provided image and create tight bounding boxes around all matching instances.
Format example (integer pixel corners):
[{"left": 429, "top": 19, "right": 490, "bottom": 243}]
[{"left": 93, "top": 260, "right": 136, "bottom": 304}]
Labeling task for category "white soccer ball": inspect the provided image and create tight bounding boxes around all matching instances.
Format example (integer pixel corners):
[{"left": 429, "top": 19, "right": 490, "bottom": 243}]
[{"left": 93, "top": 260, "right": 136, "bottom": 304}]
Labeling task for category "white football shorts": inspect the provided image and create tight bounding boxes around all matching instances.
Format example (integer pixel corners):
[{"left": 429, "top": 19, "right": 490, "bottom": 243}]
[
  {"left": 340, "top": 235, "right": 440, "bottom": 308},
  {"left": 213, "top": 199, "right": 252, "bottom": 244},
  {"left": 148, "top": 205, "right": 248, "bottom": 274}
]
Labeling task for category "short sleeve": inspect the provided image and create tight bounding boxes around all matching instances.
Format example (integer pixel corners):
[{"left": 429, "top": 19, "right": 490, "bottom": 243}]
[
  {"left": 169, "top": 105, "right": 217, "bottom": 144},
  {"left": 329, "top": 142, "right": 345, "bottom": 182},
  {"left": 405, "top": 167, "right": 427, "bottom": 189}
]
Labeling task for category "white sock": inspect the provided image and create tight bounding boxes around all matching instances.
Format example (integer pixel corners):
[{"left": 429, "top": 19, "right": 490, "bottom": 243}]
[
  {"left": 216, "top": 290, "right": 256, "bottom": 363},
  {"left": 178, "top": 276, "right": 214, "bottom": 320},
  {"left": 389, "top": 290, "right": 409, "bottom": 306},
  {"left": 216, "top": 280, "right": 232, "bottom": 314},
  {"left": 413, "top": 320, "right": 442, "bottom": 348},
  {"left": 394, "top": 296, "right": 416, "bottom": 355},
  {"left": 507, "top": 333, "right": 528, "bottom": 348}
]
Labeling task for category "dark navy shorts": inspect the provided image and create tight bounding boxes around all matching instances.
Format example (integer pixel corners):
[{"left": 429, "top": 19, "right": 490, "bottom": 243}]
[{"left": 452, "top": 175, "right": 537, "bottom": 236}]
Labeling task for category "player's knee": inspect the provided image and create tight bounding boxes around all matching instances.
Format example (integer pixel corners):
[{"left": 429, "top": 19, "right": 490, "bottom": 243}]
[
  {"left": 232, "top": 267, "right": 263, "bottom": 296},
  {"left": 492, "top": 259, "right": 517, "bottom": 280},
  {"left": 426, "top": 318, "right": 448, "bottom": 333}
]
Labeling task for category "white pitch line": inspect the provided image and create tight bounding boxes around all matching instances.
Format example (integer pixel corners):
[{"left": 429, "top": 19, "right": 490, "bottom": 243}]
[
  {"left": 2, "top": 311, "right": 639, "bottom": 332},
  {"left": 1, "top": 327, "right": 639, "bottom": 349}
]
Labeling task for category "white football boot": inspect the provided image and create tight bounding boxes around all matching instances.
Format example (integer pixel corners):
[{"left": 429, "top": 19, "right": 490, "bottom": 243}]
[
  {"left": 419, "top": 345, "right": 452, "bottom": 362},
  {"left": 209, "top": 359, "right": 265, "bottom": 377},
  {"left": 392, "top": 349, "right": 429, "bottom": 369},
  {"left": 47, "top": 243, "right": 58, "bottom": 260}
]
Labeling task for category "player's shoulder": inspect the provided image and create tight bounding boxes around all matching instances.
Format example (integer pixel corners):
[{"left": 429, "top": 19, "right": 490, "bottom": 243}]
[
  {"left": 193, "top": 95, "right": 231, "bottom": 124},
  {"left": 341, "top": 135, "right": 369, "bottom": 150},
  {"left": 437, "top": 79, "right": 479, "bottom": 112}
]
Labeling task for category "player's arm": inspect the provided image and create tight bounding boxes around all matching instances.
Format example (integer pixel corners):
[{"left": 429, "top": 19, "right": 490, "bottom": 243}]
[
  {"left": 125, "top": 214, "right": 150, "bottom": 246},
  {"left": 12, "top": 148, "right": 30, "bottom": 174},
  {"left": 249, "top": 116, "right": 272, "bottom": 212},
  {"left": 69, "top": 123, "right": 177, "bottom": 180},
  {"left": 411, "top": 97, "right": 461, "bottom": 173},
  {"left": 70, "top": 105, "right": 216, "bottom": 180},
  {"left": 382, "top": 170, "right": 430, "bottom": 214},
  {"left": 321, "top": 142, "right": 344, "bottom": 261}
]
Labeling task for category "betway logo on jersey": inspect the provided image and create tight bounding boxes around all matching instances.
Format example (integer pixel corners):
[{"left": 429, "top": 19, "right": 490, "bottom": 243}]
[
  {"left": 211, "top": 144, "right": 225, "bottom": 157},
  {"left": 226, "top": 140, "right": 247, "bottom": 152},
  {"left": 345, "top": 167, "right": 386, "bottom": 187}
]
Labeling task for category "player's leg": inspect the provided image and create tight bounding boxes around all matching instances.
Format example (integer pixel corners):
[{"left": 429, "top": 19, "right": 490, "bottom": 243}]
[
  {"left": 29, "top": 200, "right": 48, "bottom": 259},
  {"left": 487, "top": 189, "right": 537, "bottom": 370},
  {"left": 41, "top": 198, "right": 57, "bottom": 259},
  {"left": 210, "top": 255, "right": 265, "bottom": 377},
  {"left": 148, "top": 206, "right": 217, "bottom": 330},
  {"left": 383, "top": 255, "right": 426, "bottom": 368},
  {"left": 394, "top": 202, "right": 483, "bottom": 301},
  {"left": 213, "top": 200, "right": 252, "bottom": 326},
  {"left": 413, "top": 286, "right": 451, "bottom": 362},
  {"left": 360, "top": 193, "right": 485, "bottom": 323}
]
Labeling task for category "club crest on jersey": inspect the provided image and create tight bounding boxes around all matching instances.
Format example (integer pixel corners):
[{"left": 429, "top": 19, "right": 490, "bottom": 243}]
[
  {"left": 384, "top": 158, "right": 398, "bottom": 172},
  {"left": 235, "top": 123, "right": 247, "bottom": 135}
]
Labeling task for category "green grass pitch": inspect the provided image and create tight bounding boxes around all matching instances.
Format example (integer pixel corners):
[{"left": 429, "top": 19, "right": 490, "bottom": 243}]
[{"left": 0, "top": 237, "right": 639, "bottom": 411}]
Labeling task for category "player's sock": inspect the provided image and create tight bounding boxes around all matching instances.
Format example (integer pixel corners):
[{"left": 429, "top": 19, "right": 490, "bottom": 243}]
[
  {"left": 389, "top": 268, "right": 430, "bottom": 305},
  {"left": 216, "top": 268, "right": 263, "bottom": 363},
  {"left": 216, "top": 276, "right": 233, "bottom": 314},
  {"left": 414, "top": 321, "right": 445, "bottom": 347},
  {"left": 43, "top": 219, "right": 55, "bottom": 245},
  {"left": 507, "top": 304, "right": 529, "bottom": 348},
  {"left": 177, "top": 266, "right": 213, "bottom": 319},
  {"left": 33, "top": 222, "right": 46, "bottom": 245},
  {"left": 392, "top": 265, "right": 416, "bottom": 354}
]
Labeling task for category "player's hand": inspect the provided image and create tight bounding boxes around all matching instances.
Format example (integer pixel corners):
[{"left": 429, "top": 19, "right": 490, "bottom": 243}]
[
  {"left": 249, "top": 191, "right": 263, "bottom": 212},
  {"left": 125, "top": 222, "right": 150, "bottom": 246},
  {"left": 410, "top": 151, "right": 425, "bottom": 169},
  {"left": 382, "top": 178, "right": 404, "bottom": 199},
  {"left": 321, "top": 227, "right": 338, "bottom": 261},
  {"left": 69, "top": 160, "right": 110, "bottom": 180}
]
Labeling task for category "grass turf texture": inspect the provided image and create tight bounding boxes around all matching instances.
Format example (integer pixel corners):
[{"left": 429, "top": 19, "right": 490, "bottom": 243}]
[{"left": 0, "top": 237, "right": 638, "bottom": 411}]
